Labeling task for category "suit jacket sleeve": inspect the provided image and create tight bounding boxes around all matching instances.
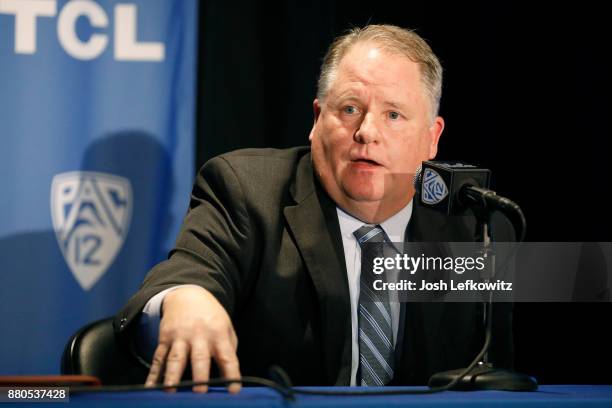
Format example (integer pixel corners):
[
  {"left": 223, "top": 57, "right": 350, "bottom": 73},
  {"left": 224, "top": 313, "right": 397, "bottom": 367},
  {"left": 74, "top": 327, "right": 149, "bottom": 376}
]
[{"left": 114, "top": 156, "right": 254, "bottom": 335}]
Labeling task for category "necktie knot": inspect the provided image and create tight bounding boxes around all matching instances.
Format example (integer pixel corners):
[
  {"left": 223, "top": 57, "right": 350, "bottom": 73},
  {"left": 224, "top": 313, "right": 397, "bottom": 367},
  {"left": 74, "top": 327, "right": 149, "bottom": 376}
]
[{"left": 353, "top": 224, "right": 386, "bottom": 246}]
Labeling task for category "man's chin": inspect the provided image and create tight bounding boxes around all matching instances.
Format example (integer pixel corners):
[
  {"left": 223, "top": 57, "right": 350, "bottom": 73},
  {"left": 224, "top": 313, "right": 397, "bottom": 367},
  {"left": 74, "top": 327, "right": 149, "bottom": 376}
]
[{"left": 342, "top": 184, "right": 386, "bottom": 203}]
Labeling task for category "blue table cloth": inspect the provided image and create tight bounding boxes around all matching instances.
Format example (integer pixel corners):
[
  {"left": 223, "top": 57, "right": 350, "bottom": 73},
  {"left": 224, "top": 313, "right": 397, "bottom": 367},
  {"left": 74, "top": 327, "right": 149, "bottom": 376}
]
[{"left": 21, "top": 385, "right": 612, "bottom": 407}]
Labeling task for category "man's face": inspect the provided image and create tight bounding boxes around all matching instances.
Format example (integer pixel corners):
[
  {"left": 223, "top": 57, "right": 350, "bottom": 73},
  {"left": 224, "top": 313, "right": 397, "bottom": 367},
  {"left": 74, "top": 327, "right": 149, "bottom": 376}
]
[{"left": 310, "top": 42, "right": 444, "bottom": 222}]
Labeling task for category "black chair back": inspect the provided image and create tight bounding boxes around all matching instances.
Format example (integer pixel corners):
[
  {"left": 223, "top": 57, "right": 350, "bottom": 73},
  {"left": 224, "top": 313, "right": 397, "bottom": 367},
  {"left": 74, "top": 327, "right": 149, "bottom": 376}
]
[{"left": 61, "top": 317, "right": 149, "bottom": 385}]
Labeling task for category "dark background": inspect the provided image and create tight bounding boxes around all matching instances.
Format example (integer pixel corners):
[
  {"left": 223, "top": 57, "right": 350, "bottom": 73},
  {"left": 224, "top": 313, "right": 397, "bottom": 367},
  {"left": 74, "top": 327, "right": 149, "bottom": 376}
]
[{"left": 195, "top": 0, "right": 611, "bottom": 384}]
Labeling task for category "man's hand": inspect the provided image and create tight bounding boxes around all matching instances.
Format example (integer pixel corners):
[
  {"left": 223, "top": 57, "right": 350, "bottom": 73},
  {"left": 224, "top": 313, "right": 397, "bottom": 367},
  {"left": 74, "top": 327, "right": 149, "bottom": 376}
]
[{"left": 145, "top": 285, "right": 241, "bottom": 393}]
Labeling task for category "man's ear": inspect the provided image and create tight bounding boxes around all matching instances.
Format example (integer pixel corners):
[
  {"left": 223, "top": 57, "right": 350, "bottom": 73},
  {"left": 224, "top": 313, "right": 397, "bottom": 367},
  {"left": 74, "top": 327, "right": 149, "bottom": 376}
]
[
  {"left": 427, "top": 116, "right": 445, "bottom": 159},
  {"left": 313, "top": 99, "right": 321, "bottom": 122},
  {"left": 309, "top": 99, "right": 322, "bottom": 141}
]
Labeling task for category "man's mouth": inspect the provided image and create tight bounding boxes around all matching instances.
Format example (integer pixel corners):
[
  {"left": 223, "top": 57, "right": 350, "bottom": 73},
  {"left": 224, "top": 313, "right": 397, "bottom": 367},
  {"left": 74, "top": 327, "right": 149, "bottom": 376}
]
[{"left": 351, "top": 158, "right": 382, "bottom": 168}]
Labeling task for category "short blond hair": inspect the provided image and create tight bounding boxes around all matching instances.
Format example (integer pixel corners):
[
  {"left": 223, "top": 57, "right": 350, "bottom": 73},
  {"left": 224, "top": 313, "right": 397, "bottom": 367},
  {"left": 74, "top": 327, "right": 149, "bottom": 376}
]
[{"left": 317, "top": 24, "right": 443, "bottom": 120}]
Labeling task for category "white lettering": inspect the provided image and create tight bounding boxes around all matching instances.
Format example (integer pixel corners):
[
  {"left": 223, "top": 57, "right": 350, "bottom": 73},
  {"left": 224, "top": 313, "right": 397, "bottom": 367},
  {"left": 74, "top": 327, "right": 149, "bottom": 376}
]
[
  {"left": 409, "top": 256, "right": 421, "bottom": 274},
  {"left": 57, "top": 0, "right": 108, "bottom": 60},
  {"left": 0, "top": 0, "right": 56, "bottom": 54},
  {"left": 114, "top": 4, "right": 164, "bottom": 61},
  {"left": 372, "top": 257, "right": 384, "bottom": 274},
  {"left": 1, "top": 0, "right": 165, "bottom": 61}
]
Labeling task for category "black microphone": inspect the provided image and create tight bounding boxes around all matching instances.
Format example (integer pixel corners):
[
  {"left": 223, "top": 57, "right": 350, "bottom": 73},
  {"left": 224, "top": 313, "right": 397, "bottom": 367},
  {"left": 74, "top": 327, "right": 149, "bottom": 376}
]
[
  {"left": 414, "top": 161, "right": 512, "bottom": 214},
  {"left": 413, "top": 161, "right": 526, "bottom": 241}
]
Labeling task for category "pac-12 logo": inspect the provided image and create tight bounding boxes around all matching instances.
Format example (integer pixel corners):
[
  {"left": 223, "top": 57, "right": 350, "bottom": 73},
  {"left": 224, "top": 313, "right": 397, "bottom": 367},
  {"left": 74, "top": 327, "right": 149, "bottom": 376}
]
[
  {"left": 50, "top": 172, "right": 132, "bottom": 291},
  {"left": 422, "top": 168, "right": 449, "bottom": 205}
]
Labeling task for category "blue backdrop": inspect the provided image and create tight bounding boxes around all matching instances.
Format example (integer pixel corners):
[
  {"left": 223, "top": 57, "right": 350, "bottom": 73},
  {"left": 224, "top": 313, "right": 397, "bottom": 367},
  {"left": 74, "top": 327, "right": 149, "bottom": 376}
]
[{"left": 0, "top": 0, "right": 198, "bottom": 374}]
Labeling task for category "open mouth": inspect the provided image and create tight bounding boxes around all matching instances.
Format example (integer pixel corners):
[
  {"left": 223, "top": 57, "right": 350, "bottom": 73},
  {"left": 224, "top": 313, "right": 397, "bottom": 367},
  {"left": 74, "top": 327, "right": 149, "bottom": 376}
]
[{"left": 352, "top": 158, "right": 381, "bottom": 166}]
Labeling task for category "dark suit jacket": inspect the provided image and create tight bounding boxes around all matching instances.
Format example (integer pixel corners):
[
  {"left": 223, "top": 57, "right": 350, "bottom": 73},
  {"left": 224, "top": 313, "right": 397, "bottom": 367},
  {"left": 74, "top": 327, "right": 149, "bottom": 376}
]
[{"left": 115, "top": 146, "right": 514, "bottom": 385}]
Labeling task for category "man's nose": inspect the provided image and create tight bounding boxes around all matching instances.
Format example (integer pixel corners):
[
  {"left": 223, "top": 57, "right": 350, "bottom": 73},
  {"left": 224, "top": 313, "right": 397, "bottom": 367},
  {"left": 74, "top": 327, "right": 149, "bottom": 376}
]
[{"left": 354, "top": 112, "right": 380, "bottom": 144}]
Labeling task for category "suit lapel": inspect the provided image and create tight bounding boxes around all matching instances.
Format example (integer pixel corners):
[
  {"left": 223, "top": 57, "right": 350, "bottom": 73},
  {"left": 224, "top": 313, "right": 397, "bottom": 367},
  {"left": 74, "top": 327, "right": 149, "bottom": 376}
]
[
  {"left": 394, "top": 201, "right": 458, "bottom": 384},
  {"left": 283, "top": 153, "right": 352, "bottom": 385}
]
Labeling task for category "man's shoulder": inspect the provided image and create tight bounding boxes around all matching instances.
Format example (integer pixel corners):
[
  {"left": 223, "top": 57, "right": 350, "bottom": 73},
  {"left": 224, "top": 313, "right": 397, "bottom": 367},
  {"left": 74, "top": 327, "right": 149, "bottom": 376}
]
[{"left": 199, "top": 146, "right": 314, "bottom": 204}]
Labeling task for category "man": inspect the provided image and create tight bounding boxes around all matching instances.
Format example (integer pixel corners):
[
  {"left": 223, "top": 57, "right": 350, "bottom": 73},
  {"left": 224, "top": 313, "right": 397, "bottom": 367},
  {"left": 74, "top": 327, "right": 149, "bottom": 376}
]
[{"left": 115, "top": 24, "right": 513, "bottom": 392}]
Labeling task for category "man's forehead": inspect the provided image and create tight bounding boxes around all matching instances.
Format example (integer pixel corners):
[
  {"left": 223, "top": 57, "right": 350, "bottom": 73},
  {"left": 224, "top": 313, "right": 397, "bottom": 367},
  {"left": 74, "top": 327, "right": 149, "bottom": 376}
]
[
  {"left": 334, "top": 43, "right": 420, "bottom": 86},
  {"left": 329, "top": 82, "right": 415, "bottom": 111},
  {"left": 328, "top": 48, "right": 421, "bottom": 102},
  {"left": 339, "top": 41, "right": 417, "bottom": 69}
]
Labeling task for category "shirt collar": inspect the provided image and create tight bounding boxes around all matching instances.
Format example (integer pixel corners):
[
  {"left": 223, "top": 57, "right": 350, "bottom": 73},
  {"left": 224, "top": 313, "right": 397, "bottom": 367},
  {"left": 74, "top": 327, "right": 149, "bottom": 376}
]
[{"left": 336, "top": 200, "right": 413, "bottom": 243}]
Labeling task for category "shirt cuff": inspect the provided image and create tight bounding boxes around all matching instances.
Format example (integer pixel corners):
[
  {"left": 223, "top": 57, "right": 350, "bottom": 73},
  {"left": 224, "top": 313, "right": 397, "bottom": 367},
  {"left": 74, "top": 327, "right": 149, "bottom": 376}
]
[{"left": 136, "top": 284, "right": 200, "bottom": 361}]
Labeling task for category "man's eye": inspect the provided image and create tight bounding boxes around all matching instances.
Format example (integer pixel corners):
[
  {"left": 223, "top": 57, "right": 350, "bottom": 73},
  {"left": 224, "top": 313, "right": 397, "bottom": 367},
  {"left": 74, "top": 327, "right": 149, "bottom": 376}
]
[
  {"left": 343, "top": 106, "right": 357, "bottom": 114},
  {"left": 388, "top": 111, "right": 400, "bottom": 120}
]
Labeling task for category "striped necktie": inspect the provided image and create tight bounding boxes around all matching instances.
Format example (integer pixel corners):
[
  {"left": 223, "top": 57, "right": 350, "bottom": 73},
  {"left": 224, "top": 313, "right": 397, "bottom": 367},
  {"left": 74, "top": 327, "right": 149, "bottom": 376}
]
[{"left": 353, "top": 224, "right": 395, "bottom": 386}]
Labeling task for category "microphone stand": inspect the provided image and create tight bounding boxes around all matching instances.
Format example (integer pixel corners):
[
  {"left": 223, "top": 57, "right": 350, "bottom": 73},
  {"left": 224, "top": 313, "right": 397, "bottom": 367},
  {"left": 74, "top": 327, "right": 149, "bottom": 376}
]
[{"left": 427, "top": 204, "right": 538, "bottom": 391}]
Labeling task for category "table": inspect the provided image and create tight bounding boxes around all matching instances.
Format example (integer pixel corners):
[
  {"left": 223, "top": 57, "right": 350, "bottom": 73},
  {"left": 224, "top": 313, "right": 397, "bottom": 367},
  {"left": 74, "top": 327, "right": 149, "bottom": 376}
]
[{"left": 21, "top": 385, "right": 612, "bottom": 407}]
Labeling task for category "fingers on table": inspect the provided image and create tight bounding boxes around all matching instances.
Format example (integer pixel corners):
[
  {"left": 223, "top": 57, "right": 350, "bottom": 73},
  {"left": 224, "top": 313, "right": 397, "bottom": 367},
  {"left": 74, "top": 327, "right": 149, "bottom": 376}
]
[
  {"left": 163, "top": 339, "right": 190, "bottom": 391},
  {"left": 190, "top": 338, "right": 211, "bottom": 393},
  {"left": 146, "top": 342, "right": 169, "bottom": 387},
  {"left": 213, "top": 338, "right": 242, "bottom": 394}
]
